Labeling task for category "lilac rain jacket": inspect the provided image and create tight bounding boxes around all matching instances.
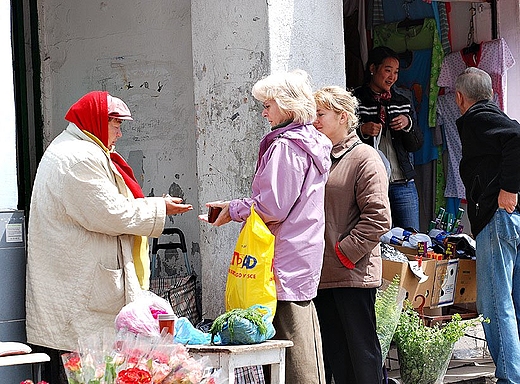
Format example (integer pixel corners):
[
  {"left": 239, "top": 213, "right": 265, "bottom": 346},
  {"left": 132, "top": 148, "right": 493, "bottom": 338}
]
[{"left": 229, "top": 121, "right": 332, "bottom": 301}]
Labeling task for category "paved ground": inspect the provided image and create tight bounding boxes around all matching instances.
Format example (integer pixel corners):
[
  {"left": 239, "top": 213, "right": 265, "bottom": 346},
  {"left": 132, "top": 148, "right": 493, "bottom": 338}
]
[{"left": 386, "top": 353, "right": 496, "bottom": 383}]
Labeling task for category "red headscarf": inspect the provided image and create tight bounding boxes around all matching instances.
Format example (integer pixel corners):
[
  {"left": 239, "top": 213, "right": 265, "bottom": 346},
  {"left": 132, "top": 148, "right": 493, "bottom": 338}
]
[
  {"left": 64, "top": 91, "right": 144, "bottom": 198},
  {"left": 65, "top": 91, "right": 109, "bottom": 148}
]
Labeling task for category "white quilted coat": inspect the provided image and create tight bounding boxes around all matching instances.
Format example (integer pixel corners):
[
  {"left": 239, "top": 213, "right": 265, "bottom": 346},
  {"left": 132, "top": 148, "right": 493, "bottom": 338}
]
[{"left": 26, "top": 123, "right": 166, "bottom": 351}]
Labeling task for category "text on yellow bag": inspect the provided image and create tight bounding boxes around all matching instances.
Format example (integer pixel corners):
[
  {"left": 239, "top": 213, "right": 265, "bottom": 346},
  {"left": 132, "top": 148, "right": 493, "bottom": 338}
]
[{"left": 225, "top": 205, "right": 276, "bottom": 320}]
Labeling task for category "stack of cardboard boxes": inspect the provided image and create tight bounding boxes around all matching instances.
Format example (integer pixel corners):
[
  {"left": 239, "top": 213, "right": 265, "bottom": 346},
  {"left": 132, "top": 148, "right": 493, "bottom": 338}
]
[{"left": 382, "top": 245, "right": 476, "bottom": 309}]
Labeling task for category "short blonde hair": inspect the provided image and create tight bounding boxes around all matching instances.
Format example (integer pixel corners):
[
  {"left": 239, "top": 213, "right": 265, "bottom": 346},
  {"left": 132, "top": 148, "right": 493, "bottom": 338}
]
[
  {"left": 314, "top": 86, "right": 359, "bottom": 132},
  {"left": 252, "top": 69, "right": 316, "bottom": 124}
]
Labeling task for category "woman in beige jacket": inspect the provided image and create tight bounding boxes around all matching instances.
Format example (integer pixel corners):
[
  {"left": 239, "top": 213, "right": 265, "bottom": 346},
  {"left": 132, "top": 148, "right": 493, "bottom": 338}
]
[
  {"left": 26, "top": 91, "right": 192, "bottom": 383},
  {"left": 313, "top": 86, "right": 391, "bottom": 384}
]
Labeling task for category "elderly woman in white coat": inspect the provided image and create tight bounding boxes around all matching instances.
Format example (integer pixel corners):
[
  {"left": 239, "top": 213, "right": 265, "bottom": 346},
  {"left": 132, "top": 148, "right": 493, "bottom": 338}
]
[{"left": 26, "top": 91, "right": 192, "bottom": 384}]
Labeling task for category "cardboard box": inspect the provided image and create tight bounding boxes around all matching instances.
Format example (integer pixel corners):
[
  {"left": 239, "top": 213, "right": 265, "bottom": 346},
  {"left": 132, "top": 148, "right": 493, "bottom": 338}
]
[
  {"left": 384, "top": 244, "right": 478, "bottom": 308},
  {"left": 382, "top": 256, "right": 436, "bottom": 308},
  {"left": 430, "top": 259, "right": 459, "bottom": 308},
  {"left": 454, "top": 259, "right": 477, "bottom": 304}
]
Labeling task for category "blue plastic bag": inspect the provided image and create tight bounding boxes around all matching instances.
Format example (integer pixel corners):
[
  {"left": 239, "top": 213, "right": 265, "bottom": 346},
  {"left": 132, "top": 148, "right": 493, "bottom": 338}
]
[
  {"left": 174, "top": 316, "right": 220, "bottom": 345},
  {"left": 217, "top": 305, "right": 275, "bottom": 345}
]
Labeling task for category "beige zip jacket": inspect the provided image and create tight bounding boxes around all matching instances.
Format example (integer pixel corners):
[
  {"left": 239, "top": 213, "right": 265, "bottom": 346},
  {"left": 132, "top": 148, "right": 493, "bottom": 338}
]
[
  {"left": 319, "top": 130, "right": 391, "bottom": 289},
  {"left": 26, "top": 123, "right": 166, "bottom": 351}
]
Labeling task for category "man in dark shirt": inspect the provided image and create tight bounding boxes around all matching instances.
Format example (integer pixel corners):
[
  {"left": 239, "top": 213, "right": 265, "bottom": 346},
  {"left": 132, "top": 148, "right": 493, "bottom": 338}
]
[{"left": 456, "top": 67, "right": 520, "bottom": 383}]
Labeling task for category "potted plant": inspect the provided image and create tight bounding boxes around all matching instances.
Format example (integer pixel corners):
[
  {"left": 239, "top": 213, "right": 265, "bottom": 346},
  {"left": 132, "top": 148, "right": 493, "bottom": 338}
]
[{"left": 392, "top": 301, "right": 488, "bottom": 384}]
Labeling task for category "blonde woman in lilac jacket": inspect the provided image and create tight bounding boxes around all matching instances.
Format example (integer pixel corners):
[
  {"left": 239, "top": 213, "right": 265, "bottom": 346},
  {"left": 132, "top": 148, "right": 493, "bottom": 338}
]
[{"left": 202, "top": 70, "right": 332, "bottom": 384}]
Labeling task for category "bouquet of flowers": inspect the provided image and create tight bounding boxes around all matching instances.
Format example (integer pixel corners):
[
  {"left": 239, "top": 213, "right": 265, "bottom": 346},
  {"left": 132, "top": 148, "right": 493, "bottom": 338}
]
[{"left": 62, "top": 329, "right": 221, "bottom": 384}]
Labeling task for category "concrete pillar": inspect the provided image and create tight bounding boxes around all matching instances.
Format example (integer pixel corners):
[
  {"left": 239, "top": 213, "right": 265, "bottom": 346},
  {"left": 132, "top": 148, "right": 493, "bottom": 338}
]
[{"left": 192, "top": 0, "right": 344, "bottom": 318}]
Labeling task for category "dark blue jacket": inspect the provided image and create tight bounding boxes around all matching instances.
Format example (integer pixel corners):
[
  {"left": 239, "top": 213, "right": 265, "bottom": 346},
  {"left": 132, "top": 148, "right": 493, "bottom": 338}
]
[{"left": 457, "top": 99, "right": 520, "bottom": 236}]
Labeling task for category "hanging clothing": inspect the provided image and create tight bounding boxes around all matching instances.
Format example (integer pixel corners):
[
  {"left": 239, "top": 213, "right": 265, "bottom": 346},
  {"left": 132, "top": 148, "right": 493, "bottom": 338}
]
[
  {"left": 373, "top": 18, "right": 444, "bottom": 128},
  {"left": 381, "top": 0, "right": 434, "bottom": 23},
  {"left": 369, "top": 0, "right": 385, "bottom": 28},
  {"left": 435, "top": 2, "right": 451, "bottom": 55},
  {"left": 396, "top": 48, "right": 438, "bottom": 165},
  {"left": 436, "top": 92, "right": 465, "bottom": 199},
  {"left": 344, "top": 8, "right": 365, "bottom": 89},
  {"left": 438, "top": 38, "right": 515, "bottom": 112}
]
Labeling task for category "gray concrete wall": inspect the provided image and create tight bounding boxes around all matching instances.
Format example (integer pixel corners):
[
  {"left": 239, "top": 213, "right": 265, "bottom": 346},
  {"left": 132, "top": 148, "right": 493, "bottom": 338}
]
[
  {"left": 191, "top": 1, "right": 270, "bottom": 319},
  {"left": 268, "top": 0, "right": 345, "bottom": 87},
  {"left": 37, "top": 1, "right": 201, "bottom": 279}
]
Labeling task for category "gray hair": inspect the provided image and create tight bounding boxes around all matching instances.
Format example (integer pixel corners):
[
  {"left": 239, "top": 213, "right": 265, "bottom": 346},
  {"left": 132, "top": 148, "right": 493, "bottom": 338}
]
[
  {"left": 252, "top": 69, "right": 316, "bottom": 124},
  {"left": 314, "top": 86, "right": 359, "bottom": 133},
  {"left": 455, "top": 67, "right": 493, "bottom": 102}
]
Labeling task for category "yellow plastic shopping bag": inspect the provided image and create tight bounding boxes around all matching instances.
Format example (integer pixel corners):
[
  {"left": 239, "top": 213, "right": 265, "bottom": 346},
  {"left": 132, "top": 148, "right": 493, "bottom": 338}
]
[{"left": 225, "top": 205, "right": 277, "bottom": 320}]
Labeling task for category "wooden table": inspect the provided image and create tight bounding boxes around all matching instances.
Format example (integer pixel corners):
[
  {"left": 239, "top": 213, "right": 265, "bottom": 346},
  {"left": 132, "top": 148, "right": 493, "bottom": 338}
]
[{"left": 188, "top": 340, "right": 293, "bottom": 384}]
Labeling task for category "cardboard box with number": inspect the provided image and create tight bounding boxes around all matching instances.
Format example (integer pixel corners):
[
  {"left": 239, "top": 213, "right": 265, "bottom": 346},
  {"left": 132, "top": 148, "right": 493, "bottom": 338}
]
[{"left": 382, "top": 255, "right": 436, "bottom": 308}]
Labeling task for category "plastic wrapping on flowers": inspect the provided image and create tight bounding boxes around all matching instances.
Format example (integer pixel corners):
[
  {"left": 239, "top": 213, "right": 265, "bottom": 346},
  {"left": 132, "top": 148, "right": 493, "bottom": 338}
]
[
  {"left": 392, "top": 301, "right": 488, "bottom": 384},
  {"left": 61, "top": 328, "right": 224, "bottom": 384}
]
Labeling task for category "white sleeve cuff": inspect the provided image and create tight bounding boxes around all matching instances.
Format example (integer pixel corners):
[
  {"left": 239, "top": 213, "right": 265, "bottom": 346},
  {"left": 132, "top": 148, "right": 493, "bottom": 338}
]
[{"left": 402, "top": 115, "right": 413, "bottom": 132}]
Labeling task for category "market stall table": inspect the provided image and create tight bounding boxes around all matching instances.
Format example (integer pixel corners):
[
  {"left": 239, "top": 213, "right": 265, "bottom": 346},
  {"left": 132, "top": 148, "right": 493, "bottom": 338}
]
[
  {"left": 0, "top": 352, "right": 50, "bottom": 382},
  {"left": 188, "top": 339, "right": 293, "bottom": 384}
]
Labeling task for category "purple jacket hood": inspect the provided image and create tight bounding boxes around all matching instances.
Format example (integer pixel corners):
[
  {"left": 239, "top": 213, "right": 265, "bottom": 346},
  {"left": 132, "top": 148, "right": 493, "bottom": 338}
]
[{"left": 257, "top": 121, "right": 332, "bottom": 175}]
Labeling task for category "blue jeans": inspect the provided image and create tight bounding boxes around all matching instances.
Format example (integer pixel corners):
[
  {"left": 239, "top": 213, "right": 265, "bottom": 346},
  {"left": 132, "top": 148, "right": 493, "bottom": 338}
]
[
  {"left": 388, "top": 180, "right": 420, "bottom": 231},
  {"left": 476, "top": 209, "right": 520, "bottom": 384}
]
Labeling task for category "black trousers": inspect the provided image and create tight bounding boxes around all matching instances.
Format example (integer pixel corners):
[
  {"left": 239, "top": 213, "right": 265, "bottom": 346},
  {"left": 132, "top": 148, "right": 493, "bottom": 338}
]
[{"left": 314, "top": 287, "right": 383, "bottom": 384}]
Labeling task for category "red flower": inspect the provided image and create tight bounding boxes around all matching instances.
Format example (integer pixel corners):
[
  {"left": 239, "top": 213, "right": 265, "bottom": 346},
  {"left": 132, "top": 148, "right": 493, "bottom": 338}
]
[
  {"left": 117, "top": 367, "right": 152, "bottom": 384},
  {"left": 63, "top": 355, "right": 82, "bottom": 372},
  {"left": 20, "top": 381, "right": 49, "bottom": 384}
]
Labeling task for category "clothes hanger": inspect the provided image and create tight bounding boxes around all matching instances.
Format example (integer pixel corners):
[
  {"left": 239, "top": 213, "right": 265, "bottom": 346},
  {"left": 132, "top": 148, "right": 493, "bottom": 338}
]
[
  {"left": 462, "top": 7, "right": 480, "bottom": 55},
  {"left": 397, "top": 0, "right": 424, "bottom": 29},
  {"left": 397, "top": 17, "right": 424, "bottom": 29},
  {"left": 463, "top": 42, "right": 480, "bottom": 55}
]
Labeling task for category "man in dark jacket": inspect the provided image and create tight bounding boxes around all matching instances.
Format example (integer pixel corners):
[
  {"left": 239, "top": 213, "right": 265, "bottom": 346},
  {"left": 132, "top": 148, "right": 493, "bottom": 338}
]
[{"left": 456, "top": 67, "right": 520, "bottom": 383}]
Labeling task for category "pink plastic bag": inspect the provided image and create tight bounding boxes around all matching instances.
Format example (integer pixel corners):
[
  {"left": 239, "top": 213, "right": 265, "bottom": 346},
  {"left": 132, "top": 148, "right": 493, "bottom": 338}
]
[{"left": 115, "top": 291, "right": 175, "bottom": 337}]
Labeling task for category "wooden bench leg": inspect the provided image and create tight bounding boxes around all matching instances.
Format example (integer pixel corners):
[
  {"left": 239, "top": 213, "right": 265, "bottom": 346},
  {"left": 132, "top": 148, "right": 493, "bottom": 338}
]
[
  {"left": 270, "top": 347, "right": 286, "bottom": 384},
  {"left": 218, "top": 354, "right": 235, "bottom": 384}
]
